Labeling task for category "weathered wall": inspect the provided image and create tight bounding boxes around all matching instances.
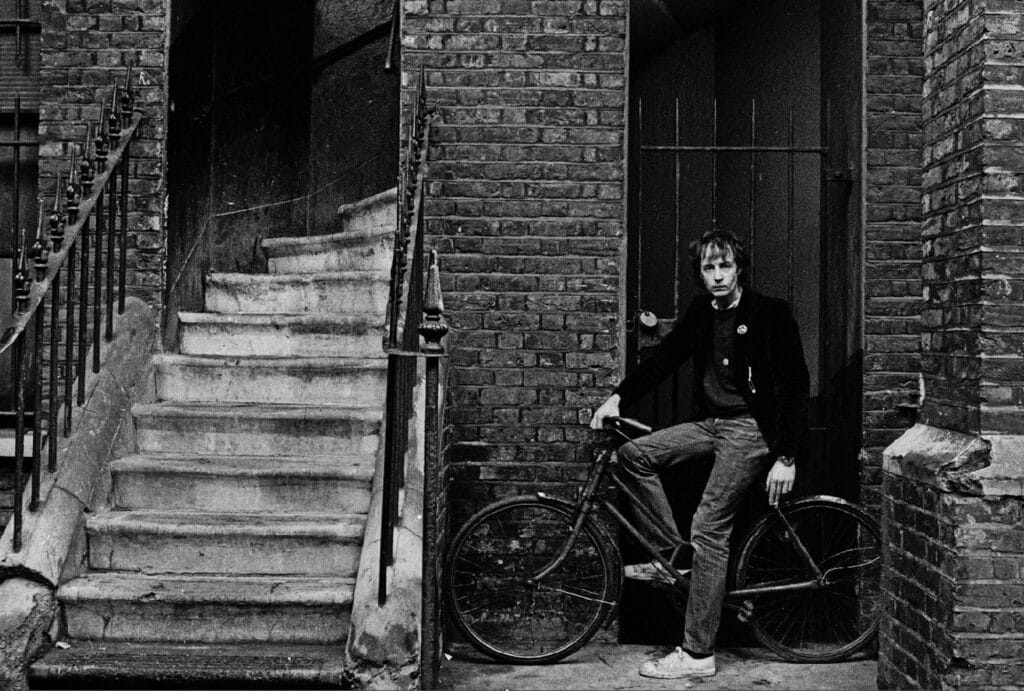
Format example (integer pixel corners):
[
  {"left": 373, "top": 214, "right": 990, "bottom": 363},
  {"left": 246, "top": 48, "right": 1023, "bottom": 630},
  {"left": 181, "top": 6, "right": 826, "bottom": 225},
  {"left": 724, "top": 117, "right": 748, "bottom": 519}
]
[{"left": 402, "top": 0, "right": 629, "bottom": 521}]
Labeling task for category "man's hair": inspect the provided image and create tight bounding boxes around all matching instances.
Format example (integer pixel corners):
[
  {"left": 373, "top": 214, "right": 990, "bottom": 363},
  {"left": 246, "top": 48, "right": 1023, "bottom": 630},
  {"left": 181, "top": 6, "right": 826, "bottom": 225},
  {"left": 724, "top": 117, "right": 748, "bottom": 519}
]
[{"left": 688, "top": 229, "right": 748, "bottom": 285}]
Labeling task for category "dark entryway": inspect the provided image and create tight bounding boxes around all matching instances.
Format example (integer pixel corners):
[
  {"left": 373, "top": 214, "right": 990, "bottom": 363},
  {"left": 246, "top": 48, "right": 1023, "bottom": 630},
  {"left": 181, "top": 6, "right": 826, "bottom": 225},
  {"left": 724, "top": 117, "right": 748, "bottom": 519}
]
[{"left": 623, "top": 0, "right": 863, "bottom": 643}]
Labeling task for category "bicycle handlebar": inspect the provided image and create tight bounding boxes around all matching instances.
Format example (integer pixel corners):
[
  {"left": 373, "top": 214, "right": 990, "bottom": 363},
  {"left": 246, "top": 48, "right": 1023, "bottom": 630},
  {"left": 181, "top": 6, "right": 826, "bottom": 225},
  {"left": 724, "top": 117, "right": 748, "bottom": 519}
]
[{"left": 602, "top": 415, "right": 653, "bottom": 437}]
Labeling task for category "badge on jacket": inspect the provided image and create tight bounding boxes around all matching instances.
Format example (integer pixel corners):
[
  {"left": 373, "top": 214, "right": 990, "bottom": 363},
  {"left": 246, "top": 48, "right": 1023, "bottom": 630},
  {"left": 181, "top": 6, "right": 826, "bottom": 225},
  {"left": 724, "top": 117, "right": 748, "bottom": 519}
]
[{"left": 737, "top": 324, "right": 748, "bottom": 335}]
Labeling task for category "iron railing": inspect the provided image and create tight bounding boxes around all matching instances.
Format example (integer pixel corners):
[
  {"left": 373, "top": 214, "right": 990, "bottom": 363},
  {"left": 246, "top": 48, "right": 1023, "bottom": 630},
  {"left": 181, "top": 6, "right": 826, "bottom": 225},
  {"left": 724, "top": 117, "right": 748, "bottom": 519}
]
[
  {"left": 380, "top": 66, "right": 436, "bottom": 601},
  {"left": 3, "top": 67, "right": 140, "bottom": 551},
  {"left": 381, "top": 67, "right": 451, "bottom": 687}
]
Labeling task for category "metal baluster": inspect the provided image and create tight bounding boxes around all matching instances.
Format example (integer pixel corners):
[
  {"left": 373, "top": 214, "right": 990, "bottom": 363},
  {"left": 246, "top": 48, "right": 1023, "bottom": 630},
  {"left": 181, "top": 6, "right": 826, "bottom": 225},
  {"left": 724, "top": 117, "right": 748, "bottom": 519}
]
[
  {"left": 13, "top": 237, "right": 30, "bottom": 549},
  {"left": 63, "top": 163, "right": 78, "bottom": 434},
  {"left": 78, "top": 134, "right": 93, "bottom": 405},
  {"left": 106, "top": 88, "right": 120, "bottom": 339},
  {"left": 30, "top": 211, "right": 48, "bottom": 509},
  {"left": 48, "top": 180, "right": 64, "bottom": 470},
  {"left": 93, "top": 114, "right": 108, "bottom": 372},
  {"left": 119, "top": 73, "right": 132, "bottom": 313},
  {"left": 12, "top": 336, "right": 24, "bottom": 551},
  {"left": 12, "top": 94, "right": 21, "bottom": 310}
]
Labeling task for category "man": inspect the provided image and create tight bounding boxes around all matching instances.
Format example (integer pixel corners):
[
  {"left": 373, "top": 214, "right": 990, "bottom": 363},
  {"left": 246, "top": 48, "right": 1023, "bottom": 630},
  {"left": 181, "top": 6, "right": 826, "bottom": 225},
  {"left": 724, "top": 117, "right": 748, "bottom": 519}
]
[{"left": 590, "top": 229, "right": 809, "bottom": 679}]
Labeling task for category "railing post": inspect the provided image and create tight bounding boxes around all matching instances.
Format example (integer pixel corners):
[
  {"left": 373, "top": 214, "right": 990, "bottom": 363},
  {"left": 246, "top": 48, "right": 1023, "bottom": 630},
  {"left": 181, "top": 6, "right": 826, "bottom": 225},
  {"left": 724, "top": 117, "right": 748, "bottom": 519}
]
[{"left": 418, "top": 249, "right": 447, "bottom": 691}]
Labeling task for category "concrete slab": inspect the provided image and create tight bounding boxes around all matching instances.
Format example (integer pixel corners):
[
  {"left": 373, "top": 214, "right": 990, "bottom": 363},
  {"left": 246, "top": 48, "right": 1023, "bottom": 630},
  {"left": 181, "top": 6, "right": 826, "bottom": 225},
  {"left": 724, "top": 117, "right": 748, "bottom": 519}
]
[{"left": 439, "top": 643, "right": 877, "bottom": 690}]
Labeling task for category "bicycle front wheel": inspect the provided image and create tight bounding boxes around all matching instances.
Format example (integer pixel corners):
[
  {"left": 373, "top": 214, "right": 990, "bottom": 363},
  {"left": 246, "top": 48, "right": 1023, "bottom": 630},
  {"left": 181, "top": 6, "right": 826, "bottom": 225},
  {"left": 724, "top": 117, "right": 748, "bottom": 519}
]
[
  {"left": 444, "top": 496, "right": 621, "bottom": 664},
  {"left": 734, "top": 496, "right": 881, "bottom": 662}
]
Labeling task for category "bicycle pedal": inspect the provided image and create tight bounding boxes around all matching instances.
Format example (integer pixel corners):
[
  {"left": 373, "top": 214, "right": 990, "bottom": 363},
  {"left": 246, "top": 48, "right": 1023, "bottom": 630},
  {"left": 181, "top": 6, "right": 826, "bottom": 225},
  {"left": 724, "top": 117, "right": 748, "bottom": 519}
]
[{"left": 736, "top": 600, "right": 755, "bottom": 623}]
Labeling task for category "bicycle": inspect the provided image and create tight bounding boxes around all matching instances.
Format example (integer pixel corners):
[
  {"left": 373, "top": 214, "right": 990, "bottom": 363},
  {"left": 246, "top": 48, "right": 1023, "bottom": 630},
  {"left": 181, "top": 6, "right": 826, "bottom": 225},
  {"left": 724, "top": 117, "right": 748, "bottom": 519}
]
[{"left": 443, "top": 416, "right": 881, "bottom": 665}]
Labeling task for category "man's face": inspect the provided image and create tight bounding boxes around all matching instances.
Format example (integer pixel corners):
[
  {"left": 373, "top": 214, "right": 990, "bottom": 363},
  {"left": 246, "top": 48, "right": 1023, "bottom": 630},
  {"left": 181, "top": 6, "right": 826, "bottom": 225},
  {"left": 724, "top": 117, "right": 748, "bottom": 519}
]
[{"left": 700, "top": 245, "right": 741, "bottom": 305}]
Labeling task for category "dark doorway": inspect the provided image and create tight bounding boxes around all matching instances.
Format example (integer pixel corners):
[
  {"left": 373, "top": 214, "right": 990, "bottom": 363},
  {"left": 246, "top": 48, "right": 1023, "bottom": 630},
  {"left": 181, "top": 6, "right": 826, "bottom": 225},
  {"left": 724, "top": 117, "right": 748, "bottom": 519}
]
[{"left": 622, "top": 0, "right": 863, "bottom": 643}]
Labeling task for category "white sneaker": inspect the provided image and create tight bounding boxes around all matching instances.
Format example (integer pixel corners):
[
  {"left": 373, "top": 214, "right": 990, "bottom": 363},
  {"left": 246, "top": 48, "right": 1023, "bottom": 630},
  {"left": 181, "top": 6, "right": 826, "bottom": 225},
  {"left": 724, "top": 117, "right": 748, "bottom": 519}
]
[
  {"left": 639, "top": 647, "right": 716, "bottom": 679},
  {"left": 623, "top": 560, "right": 689, "bottom": 585}
]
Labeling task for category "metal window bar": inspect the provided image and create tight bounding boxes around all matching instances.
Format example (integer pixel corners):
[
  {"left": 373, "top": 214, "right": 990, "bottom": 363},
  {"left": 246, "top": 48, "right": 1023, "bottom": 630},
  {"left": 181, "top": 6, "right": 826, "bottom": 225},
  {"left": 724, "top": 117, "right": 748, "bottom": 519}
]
[
  {"left": 4, "top": 67, "right": 140, "bottom": 552},
  {"left": 637, "top": 97, "right": 828, "bottom": 309}
]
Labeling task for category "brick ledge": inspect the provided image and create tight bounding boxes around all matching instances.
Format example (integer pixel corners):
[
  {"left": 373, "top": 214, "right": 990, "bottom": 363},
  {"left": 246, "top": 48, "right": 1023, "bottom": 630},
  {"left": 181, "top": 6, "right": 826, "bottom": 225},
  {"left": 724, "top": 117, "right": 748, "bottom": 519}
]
[{"left": 883, "top": 423, "right": 1024, "bottom": 497}]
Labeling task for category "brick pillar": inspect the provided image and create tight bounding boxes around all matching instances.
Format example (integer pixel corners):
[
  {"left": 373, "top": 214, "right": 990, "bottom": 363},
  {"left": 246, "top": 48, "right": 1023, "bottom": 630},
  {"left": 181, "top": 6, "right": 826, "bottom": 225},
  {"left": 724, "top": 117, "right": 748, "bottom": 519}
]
[
  {"left": 880, "top": 0, "right": 1024, "bottom": 687},
  {"left": 401, "top": 1, "right": 628, "bottom": 518},
  {"left": 38, "top": 0, "right": 168, "bottom": 313}
]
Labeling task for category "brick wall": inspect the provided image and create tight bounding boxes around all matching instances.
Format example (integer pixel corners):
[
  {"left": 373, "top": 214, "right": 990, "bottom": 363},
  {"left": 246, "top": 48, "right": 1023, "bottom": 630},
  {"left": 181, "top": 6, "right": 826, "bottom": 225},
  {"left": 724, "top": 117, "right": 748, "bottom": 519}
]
[
  {"left": 881, "top": 441, "right": 1024, "bottom": 689},
  {"left": 881, "top": 0, "right": 1024, "bottom": 686},
  {"left": 38, "top": 0, "right": 167, "bottom": 312},
  {"left": 401, "top": 0, "right": 628, "bottom": 520},
  {"left": 862, "top": 0, "right": 925, "bottom": 506}
]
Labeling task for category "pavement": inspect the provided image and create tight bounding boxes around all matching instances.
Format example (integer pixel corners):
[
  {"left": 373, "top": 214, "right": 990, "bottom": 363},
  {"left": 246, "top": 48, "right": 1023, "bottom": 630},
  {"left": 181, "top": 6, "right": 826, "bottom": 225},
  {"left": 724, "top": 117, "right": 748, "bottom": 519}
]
[{"left": 437, "top": 643, "right": 878, "bottom": 690}]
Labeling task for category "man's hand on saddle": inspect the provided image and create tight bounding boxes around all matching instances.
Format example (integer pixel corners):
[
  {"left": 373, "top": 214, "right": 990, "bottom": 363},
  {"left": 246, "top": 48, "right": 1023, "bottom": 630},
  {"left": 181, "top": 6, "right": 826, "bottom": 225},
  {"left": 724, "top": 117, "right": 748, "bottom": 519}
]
[
  {"left": 766, "top": 459, "right": 795, "bottom": 506},
  {"left": 589, "top": 394, "right": 621, "bottom": 430}
]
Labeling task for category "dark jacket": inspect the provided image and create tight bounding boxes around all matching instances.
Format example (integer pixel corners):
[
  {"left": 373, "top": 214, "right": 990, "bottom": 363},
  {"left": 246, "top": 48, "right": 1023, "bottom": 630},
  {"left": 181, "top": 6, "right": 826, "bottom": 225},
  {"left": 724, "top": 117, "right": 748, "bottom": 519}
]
[{"left": 614, "top": 288, "right": 810, "bottom": 459}]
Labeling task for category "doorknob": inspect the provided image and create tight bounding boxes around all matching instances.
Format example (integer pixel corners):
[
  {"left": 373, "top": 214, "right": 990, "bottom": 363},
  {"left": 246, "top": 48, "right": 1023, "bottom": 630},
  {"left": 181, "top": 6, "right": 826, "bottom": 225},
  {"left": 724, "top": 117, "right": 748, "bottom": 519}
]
[{"left": 638, "top": 310, "right": 659, "bottom": 329}]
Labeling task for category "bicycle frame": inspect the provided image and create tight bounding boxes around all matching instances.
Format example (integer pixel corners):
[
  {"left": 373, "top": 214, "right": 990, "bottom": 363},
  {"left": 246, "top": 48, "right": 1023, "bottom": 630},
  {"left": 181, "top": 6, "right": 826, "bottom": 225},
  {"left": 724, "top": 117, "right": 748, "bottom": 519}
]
[{"left": 527, "top": 426, "right": 826, "bottom": 605}]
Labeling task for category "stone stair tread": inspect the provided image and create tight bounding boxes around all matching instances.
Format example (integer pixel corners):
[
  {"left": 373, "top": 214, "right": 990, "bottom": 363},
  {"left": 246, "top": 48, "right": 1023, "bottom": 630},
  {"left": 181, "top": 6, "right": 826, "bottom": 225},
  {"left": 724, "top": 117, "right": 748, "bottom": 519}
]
[
  {"left": 261, "top": 225, "right": 392, "bottom": 258},
  {"left": 87, "top": 510, "right": 366, "bottom": 539},
  {"left": 132, "top": 401, "right": 383, "bottom": 421},
  {"left": 30, "top": 640, "right": 350, "bottom": 688},
  {"left": 59, "top": 572, "right": 356, "bottom": 606},
  {"left": 111, "top": 453, "right": 374, "bottom": 480},
  {"left": 336, "top": 186, "right": 398, "bottom": 216},
  {"left": 153, "top": 353, "right": 387, "bottom": 369},
  {"left": 178, "top": 311, "right": 382, "bottom": 327},
  {"left": 209, "top": 270, "right": 386, "bottom": 284}
]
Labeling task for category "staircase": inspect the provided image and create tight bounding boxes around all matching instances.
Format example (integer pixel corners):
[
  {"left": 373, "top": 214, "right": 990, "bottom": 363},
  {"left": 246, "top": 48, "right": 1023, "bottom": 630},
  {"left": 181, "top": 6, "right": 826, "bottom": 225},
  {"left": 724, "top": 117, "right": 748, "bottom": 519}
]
[{"left": 30, "top": 188, "right": 397, "bottom": 689}]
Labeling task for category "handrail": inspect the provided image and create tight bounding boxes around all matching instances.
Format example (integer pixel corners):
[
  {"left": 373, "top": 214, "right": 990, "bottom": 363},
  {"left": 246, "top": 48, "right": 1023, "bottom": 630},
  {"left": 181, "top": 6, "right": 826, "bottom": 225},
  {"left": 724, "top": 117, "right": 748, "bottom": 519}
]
[
  {"left": 0, "top": 112, "right": 143, "bottom": 355},
  {"left": 4, "top": 66, "right": 140, "bottom": 552},
  {"left": 384, "top": 0, "right": 400, "bottom": 72}
]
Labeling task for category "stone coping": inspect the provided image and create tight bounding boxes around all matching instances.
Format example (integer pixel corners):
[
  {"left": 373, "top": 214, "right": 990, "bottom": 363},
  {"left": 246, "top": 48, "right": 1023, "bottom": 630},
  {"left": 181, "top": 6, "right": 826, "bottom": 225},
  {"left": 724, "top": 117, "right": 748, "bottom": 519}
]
[{"left": 883, "top": 423, "right": 1024, "bottom": 497}]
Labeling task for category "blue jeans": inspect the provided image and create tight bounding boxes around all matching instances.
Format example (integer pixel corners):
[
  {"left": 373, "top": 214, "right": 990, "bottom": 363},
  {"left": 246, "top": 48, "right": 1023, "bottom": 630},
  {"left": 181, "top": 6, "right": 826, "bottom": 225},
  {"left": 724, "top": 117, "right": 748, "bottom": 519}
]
[{"left": 616, "top": 416, "right": 770, "bottom": 655}]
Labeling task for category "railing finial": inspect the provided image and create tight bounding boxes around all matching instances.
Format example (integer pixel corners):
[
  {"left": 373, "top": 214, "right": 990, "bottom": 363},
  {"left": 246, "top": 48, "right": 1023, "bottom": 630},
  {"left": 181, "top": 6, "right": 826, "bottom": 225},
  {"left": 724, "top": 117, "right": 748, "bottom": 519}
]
[
  {"left": 14, "top": 229, "right": 30, "bottom": 313},
  {"left": 419, "top": 249, "right": 447, "bottom": 354},
  {"left": 32, "top": 203, "right": 49, "bottom": 280},
  {"left": 50, "top": 173, "right": 65, "bottom": 250}
]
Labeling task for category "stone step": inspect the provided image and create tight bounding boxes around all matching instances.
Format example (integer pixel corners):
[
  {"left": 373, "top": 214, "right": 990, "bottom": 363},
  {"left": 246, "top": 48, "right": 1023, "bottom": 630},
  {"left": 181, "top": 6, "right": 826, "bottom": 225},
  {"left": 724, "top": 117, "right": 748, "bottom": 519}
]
[
  {"left": 337, "top": 187, "right": 397, "bottom": 232},
  {"left": 30, "top": 640, "right": 351, "bottom": 689},
  {"left": 205, "top": 271, "right": 388, "bottom": 315},
  {"left": 111, "top": 454, "right": 374, "bottom": 514},
  {"left": 262, "top": 224, "right": 394, "bottom": 274},
  {"left": 132, "top": 402, "right": 382, "bottom": 457},
  {"left": 178, "top": 312, "right": 385, "bottom": 358},
  {"left": 152, "top": 354, "right": 387, "bottom": 407},
  {"left": 86, "top": 510, "right": 364, "bottom": 576},
  {"left": 60, "top": 573, "right": 354, "bottom": 644}
]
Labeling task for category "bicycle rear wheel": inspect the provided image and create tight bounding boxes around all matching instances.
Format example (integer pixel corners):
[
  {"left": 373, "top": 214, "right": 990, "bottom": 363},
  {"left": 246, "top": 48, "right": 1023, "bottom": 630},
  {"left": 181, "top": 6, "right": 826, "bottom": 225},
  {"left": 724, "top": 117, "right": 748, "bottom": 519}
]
[
  {"left": 444, "top": 496, "right": 621, "bottom": 664},
  {"left": 733, "top": 496, "right": 881, "bottom": 662}
]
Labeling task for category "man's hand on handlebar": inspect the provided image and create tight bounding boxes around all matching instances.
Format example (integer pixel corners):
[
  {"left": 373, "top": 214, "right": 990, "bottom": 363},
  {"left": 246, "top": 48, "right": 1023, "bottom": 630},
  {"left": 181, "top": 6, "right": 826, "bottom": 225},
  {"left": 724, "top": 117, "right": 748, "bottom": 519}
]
[{"left": 589, "top": 394, "right": 621, "bottom": 430}]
